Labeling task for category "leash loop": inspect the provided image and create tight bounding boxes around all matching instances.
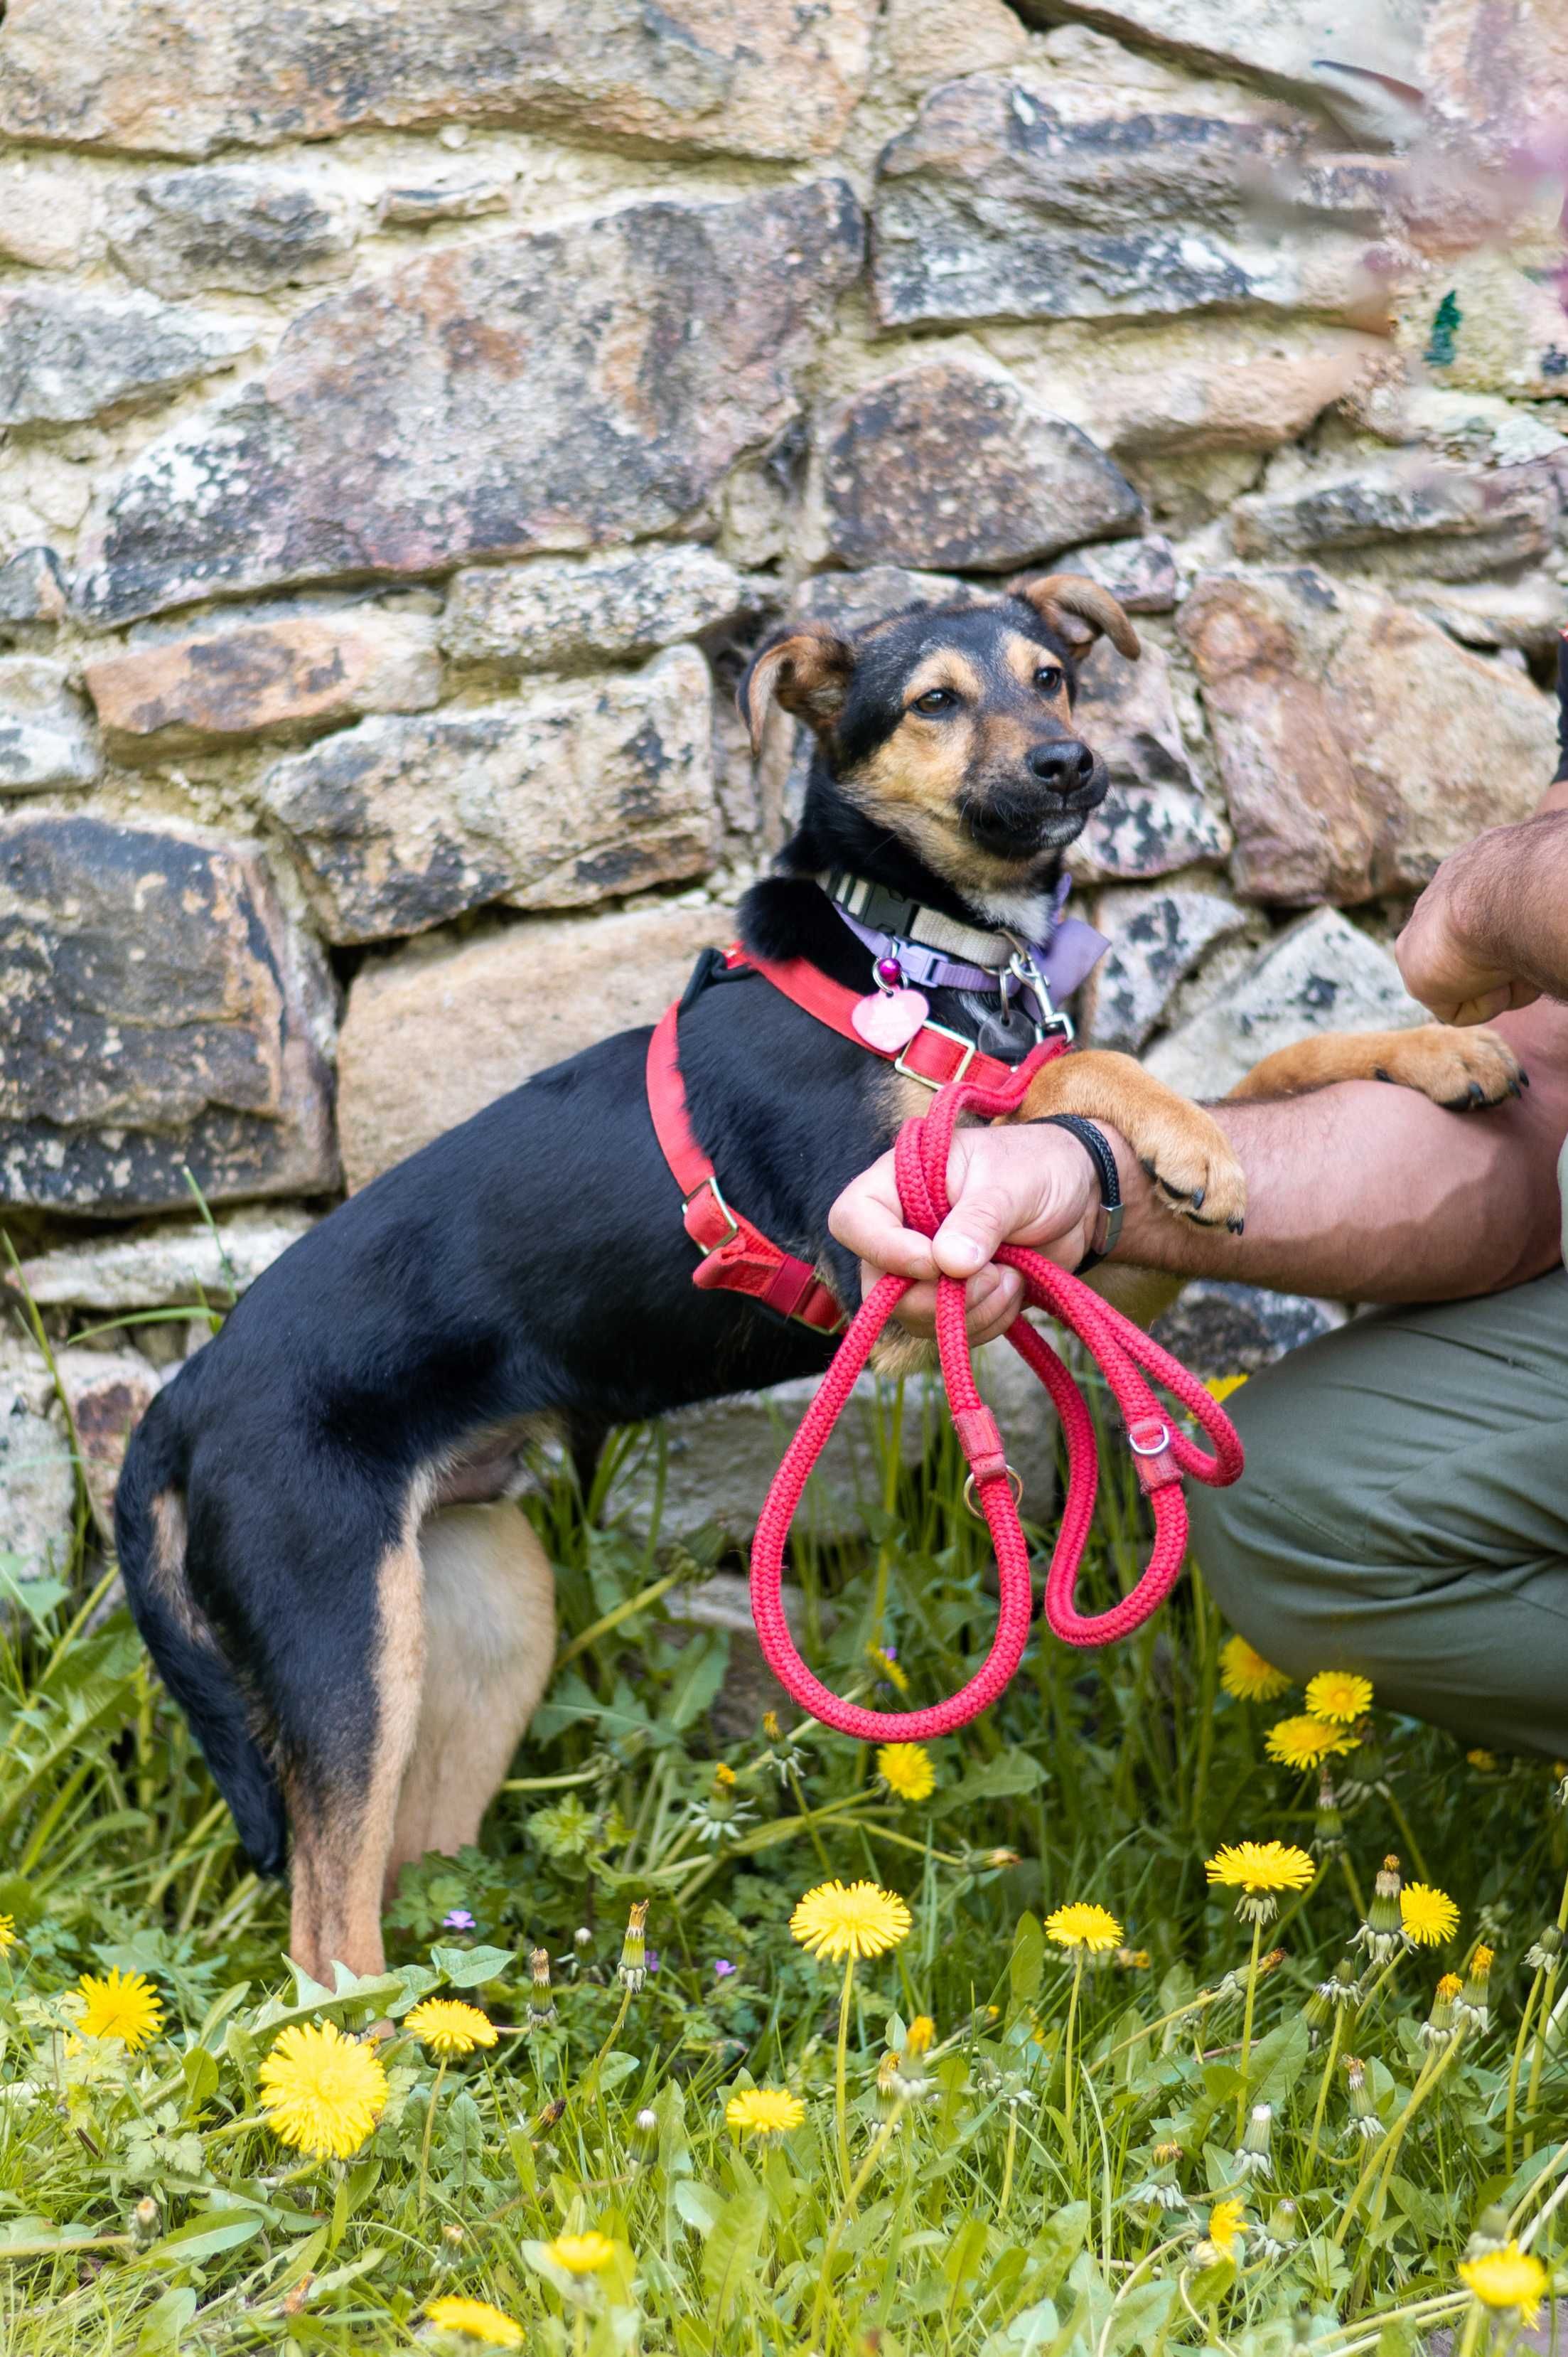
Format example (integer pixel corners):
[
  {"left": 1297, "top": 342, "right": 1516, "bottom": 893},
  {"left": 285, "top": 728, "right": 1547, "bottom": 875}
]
[{"left": 749, "top": 1060, "right": 1245, "bottom": 1740}]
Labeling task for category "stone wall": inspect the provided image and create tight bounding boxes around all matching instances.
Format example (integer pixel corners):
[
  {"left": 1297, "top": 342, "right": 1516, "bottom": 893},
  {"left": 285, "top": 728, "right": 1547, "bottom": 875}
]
[{"left": 1, "top": 0, "right": 1566, "bottom": 1579}]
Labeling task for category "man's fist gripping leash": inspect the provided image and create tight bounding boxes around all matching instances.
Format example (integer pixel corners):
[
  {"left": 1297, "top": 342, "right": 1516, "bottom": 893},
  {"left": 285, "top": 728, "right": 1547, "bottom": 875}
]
[{"left": 749, "top": 1054, "right": 1245, "bottom": 1741}]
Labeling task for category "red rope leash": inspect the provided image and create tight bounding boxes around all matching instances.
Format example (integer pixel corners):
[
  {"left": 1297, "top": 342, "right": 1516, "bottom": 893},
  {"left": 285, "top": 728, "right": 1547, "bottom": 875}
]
[{"left": 750, "top": 1060, "right": 1245, "bottom": 1741}]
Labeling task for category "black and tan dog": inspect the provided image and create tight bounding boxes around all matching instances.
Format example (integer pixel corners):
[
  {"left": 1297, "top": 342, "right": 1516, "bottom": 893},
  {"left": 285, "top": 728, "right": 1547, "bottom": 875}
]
[{"left": 115, "top": 573, "right": 1520, "bottom": 1979}]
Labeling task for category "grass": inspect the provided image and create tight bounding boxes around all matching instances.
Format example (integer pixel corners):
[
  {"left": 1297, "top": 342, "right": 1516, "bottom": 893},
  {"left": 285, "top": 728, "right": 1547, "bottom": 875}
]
[{"left": 0, "top": 1322, "right": 1564, "bottom": 2355}]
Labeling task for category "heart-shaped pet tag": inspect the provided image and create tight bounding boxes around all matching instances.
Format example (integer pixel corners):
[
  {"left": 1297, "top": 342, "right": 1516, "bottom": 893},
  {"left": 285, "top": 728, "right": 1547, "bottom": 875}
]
[{"left": 851, "top": 986, "right": 930, "bottom": 1053}]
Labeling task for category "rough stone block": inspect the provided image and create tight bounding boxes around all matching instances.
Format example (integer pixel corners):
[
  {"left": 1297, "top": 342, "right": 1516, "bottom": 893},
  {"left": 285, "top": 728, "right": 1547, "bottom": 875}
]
[
  {"left": 84, "top": 608, "right": 441, "bottom": 755},
  {"left": 0, "top": 816, "right": 338, "bottom": 1212},
  {"left": 0, "top": 0, "right": 876, "bottom": 163},
  {"left": 0, "top": 549, "right": 68, "bottom": 629},
  {"left": 11, "top": 1207, "right": 317, "bottom": 1313},
  {"left": 56, "top": 1347, "right": 159, "bottom": 1541},
  {"left": 1149, "top": 1281, "right": 1348, "bottom": 1381},
  {"left": 820, "top": 361, "right": 1142, "bottom": 571},
  {"left": 1085, "top": 887, "right": 1250, "bottom": 1053},
  {"left": 0, "top": 160, "right": 95, "bottom": 270},
  {"left": 0, "top": 658, "right": 99, "bottom": 793},
  {"left": 872, "top": 71, "right": 1381, "bottom": 333},
  {"left": 77, "top": 181, "right": 862, "bottom": 624},
  {"left": 1143, "top": 907, "right": 1428, "bottom": 1100},
  {"left": 336, "top": 899, "right": 736, "bottom": 1190},
  {"left": 1232, "top": 459, "right": 1557, "bottom": 582},
  {"left": 376, "top": 180, "right": 511, "bottom": 226},
  {"left": 0, "top": 287, "right": 251, "bottom": 428},
  {"left": 259, "top": 645, "right": 716, "bottom": 946},
  {"left": 0, "top": 1340, "right": 75, "bottom": 1591},
  {"left": 108, "top": 167, "right": 358, "bottom": 296},
  {"left": 441, "top": 547, "right": 756, "bottom": 674},
  {"left": 1180, "top": 567, "right": 1559, "bottom": 904},
  {"left": 1066, "top": 641, "right": 1229, "bottom": 883}
]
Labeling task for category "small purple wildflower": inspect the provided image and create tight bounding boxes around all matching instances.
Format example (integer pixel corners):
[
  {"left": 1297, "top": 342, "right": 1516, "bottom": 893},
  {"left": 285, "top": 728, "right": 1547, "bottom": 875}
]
[
  {"left": 713, "top": 1958, "right": 737, "bottom": 1981},
  {"left": 442, "top": 1908, "right": 476, "bottom": 1931},
  {"left": 646, "top": 1948, "right": 660, "bottom": 1974}
]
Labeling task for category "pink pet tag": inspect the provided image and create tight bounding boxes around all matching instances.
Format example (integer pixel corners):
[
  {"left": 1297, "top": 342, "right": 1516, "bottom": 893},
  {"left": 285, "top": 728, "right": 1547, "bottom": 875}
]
[{"left": 852, "top": 985, "right": 929, "bottom": 1053}]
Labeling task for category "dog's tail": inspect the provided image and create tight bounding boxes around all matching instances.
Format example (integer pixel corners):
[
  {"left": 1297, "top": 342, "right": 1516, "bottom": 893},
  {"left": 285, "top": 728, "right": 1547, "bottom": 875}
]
[{"left": 114, "top": 1388, "right": 288, "bottom": 1876}]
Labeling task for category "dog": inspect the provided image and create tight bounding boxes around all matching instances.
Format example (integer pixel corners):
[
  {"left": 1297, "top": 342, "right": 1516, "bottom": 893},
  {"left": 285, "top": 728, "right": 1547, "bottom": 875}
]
[{"left": 114, "top": 572, "right": 1523, "bottom": 1979}]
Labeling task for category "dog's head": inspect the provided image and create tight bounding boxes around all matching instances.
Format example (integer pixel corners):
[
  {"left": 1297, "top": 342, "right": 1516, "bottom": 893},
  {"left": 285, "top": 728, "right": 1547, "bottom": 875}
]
[{"left": 739, "top": 574, "right": 1138, "bottom": 910}]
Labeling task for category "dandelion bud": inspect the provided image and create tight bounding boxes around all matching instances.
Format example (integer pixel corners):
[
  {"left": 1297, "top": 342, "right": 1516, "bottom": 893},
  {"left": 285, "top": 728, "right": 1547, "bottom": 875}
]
[
  {"left": 436, "top": 2222, "right": 466, "bottom": 2275},
  {"left": 1342, "top": 2054, "right": 1382, "bottom": 2142},
  {"left": 1454, "top": 1945, "right": 1493, "bottom": 2032},
  {"left": 903, "top": 2015, "right": 935, "bottom": 2058},
  {"left": 1525, "top": 1923, "right": 1562, "bottom": 1972},
  {"left": 1233, "top": 2102, "right": 1273, "bottom": 2181},
  {"left": 1311, "top": 1768, "right": 1345, "bottom": 1858},
  {"left": 877, "top": 2049, "right": 901, "bottom": 2106},
  {"left": 1302, "top": 1955, "right": 1359, "bottom": 2043},
  {"left": 1422, "top": 1972, "right": 1462, "bottom": 2048},
  {"left": 1257, "top": 2198, "right": 1299, "bottom": 2263},
  {"left": 529, "top": 1946, "right": 558, "bottom": 2029},
  {"left": 1341, "top": 1722, "right": 1386, "bottom": 1805},
  {"left": 573, "top": 1925, "right": 593, "bottom": 1955},
  {"left": 1554, "top": 1763, "right": 1568, "bottom": 1812},
  {"left": 633, "top": 2107, "right": 659, "bottom": 2162},
  {"left": 988, "top": 1849, "right": 1022, "bottom": 1870},
  {"left": 1465, "top": 2204, "right": 1513, "bottom": 2259},
  {"left": 1116, "top": 1947, "right": 1151, "bottom": 1970},
  {"left": 618, "top": 1901, "right": 649, "bottom": 1994},
  {"left": 761, "top": 1711, "right": 781, "bottom": 1741},
  {"left": 1128, "top": 2139, "right": 1186, "bottom": 2216},
  {"left": 130, "top": 2196, "right": 160, "bottom": 2251},
  {"left": 1353, "top": 1856, "right": 1405, "bottom": 1966}
]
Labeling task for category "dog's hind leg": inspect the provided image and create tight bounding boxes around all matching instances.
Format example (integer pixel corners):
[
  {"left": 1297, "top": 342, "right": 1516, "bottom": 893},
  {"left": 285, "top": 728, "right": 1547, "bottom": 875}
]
[
  {"left": 285, "top": 1515, "right": 426, "bottom": 1985},
  {"left": 386, "top": 1502, "right": 557, "bottom": 1896}
]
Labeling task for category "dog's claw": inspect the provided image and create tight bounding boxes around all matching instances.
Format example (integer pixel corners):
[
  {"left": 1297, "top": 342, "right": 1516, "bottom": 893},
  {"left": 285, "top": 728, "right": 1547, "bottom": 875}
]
[
  {"left": 1520, "top": 1069, "right": 1532, "bottom": 1087},
  {"left": 1468, "top": 1081, "right": 1487, "bottom": 1107},
  {"left": 1190, "top": 1185, "right": 1205, "bottom": 1210},
  {"left": 1228, "top": 1217, "right": 1245, "bottom": 1234},
  {"left": 1374, "top": 1067, "right": 1392, "bottom": 1083}
]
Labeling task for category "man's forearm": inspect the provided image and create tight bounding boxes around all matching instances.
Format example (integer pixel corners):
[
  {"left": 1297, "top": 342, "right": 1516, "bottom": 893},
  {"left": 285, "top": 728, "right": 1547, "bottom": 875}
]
[{"left": 1102, "top": 993, "right": 1568, "bottom": 1302}]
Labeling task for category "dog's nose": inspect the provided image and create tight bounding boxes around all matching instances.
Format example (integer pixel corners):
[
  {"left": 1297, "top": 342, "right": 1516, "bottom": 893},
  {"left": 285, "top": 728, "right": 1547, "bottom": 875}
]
[{"left": 1027, "top": 739, "right": 1096, "bottom": 794}]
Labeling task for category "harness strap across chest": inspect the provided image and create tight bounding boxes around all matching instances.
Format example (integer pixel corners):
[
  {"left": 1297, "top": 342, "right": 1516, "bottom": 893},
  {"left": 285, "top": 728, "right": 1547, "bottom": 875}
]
[{"left": 644, "top": 946, "right": 1068, "bottom": 1332}]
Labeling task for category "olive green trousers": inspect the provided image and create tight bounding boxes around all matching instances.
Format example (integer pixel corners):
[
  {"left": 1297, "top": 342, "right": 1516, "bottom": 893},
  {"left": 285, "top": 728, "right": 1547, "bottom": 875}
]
[{"left": 1185, "top": 1143, "right": 1568, "bottom": 1756}]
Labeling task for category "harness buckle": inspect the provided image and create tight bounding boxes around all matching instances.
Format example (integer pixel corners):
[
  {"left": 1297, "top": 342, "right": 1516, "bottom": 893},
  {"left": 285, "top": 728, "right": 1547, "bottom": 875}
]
[
  {"left": 682, "top": 1173, "right": 740, "bottom": 1252},
  {"left": 893, "top": 1020, "right": 979, "bottom": 1091}
]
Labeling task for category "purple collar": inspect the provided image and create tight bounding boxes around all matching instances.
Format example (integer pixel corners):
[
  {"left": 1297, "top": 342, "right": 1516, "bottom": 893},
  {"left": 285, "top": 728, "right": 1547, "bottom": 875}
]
[{"left": 821, "top": 871, "right": 1108, "bottom": 1030}]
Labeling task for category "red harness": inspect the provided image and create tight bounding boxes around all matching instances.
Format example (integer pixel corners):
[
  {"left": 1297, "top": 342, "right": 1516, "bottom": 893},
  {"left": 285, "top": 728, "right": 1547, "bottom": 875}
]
[
  {"left": 645, "top": 944, "right": 1245, "bottom": 1736},
  {"left": 645, "top": 946, "right": 1058, "bottom": 1337}
]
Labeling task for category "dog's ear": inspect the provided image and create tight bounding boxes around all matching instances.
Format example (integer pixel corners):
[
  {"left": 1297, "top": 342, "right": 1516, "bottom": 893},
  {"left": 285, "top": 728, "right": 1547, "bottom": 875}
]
[
  {"left": 1006, "top": 573, "right": 1140, "bottom": 661},
  {"left": 738, "top": 624, "right": 855, "bottom": 755}
]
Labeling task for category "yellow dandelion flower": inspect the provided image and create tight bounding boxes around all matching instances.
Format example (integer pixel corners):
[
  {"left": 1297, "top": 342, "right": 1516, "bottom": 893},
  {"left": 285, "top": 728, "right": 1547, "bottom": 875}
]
[
  {"left": 75, "top": 1968, "right": 163, "bottom": 2051},
  {"left": 1468, "top": 1748, "right": 1499, "bottom": 1773},
  {"left": 1045, "top": 1902, "right": 1124, "bottom": 1954},
  {"left": 1459, "top": 2244, "right": 1547, "bottom": 2318},
  {"left": 1304, "top": 1670, "right": 1374, "bottom": 1724},
  {"left": 1208, "top": 2198, "right": 1247, "bottom": 2259},
  {"left": 876, "top": 1742, "right": 936, "bottom": 1802},
  {"left": 714, "top": 1762, "right": 737, "bottom": 1789},
  {"left": 424, "top": 2296, "right": 525, "bottom": 2347},
  {"left": 1205, "top": 1374, "right": 1249, "bottom": 1404},
  {"left": 259, "top": 2019, "right": 387, "bottom": 2160},
  {"left": 404, "top": 1998, "right": 498, "bottom": 2058},
  {"left": 867, "top": 1645, "right": 908, "bottom": 1694},
  {"left": 1206, "top": 1839, "right": 1316, "bottom": 1893},
  {"left": 545, "top": 2231, "right": 616, "bottom": 2276},
  {"left": 1400, "top": 1883, "right": 1460, "bottom": 1948},
  {"left": 905, "top": 2014, "right": 935, "bottom": 2056},
  {"left": 790, "top": 1879, "right": 912, "bottom": 1962},
  {"left": 1265, "top": 1714, "right": 1356, "bottom": 1771},
  {"left": 1218, "top": 1635, "right": 1292, "bottom": 1704},
  {"left": 0, "top": 1915, "right": 17, "bottom": 1957},
  {"left": 725, "top": 2085, "right": 805, "bottom": 2138}
]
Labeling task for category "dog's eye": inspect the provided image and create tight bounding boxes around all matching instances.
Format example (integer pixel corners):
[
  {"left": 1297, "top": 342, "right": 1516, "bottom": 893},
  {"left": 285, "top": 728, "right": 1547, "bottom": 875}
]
[
  {"left": 1035, "top": 665, "right": 1064, "bottom": 695},
  {"left": 911, "top": 687, "right": 958, "bottom": 716}
]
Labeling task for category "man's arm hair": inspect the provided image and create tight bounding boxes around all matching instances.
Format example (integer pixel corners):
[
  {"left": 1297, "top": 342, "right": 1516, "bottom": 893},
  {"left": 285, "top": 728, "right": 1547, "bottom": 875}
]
[{"left": 1443, "top": 808, "right": 1568, "bottom": 1005}]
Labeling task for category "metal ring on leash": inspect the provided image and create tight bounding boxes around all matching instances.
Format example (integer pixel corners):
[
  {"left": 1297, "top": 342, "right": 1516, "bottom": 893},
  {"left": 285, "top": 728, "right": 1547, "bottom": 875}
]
[{"left": 963, "top": 1465, "right": 1024, "bottom": 1518}]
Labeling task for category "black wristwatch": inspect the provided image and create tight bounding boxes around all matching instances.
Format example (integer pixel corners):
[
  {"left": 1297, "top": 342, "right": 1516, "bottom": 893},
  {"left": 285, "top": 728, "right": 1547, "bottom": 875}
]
[{"left": 1031, "top": 1113, "right": 1123, "bottom": 1274}]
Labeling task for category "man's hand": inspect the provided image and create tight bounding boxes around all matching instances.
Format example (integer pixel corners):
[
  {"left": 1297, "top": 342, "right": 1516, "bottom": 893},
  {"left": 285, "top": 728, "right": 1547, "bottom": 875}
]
[
  {"left": 1396, "top": 827, "right": 1545, "bottom": 1025},
  {"left": 1397, "top": 804, "right": 1568, "bottom": 1025},
  {"left": 827, "top": 1122, "right": 1101, "bottom": 1342}
]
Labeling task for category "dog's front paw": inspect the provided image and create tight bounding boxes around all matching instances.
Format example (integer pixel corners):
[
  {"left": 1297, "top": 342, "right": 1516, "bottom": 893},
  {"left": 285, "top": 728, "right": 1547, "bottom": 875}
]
[
  {"left": 1137, "top": 1101, "right": 1248, "bottom": 1234},
  {"left": 1370, "top": 1025, "right": 1525, "bottom": 1111}
]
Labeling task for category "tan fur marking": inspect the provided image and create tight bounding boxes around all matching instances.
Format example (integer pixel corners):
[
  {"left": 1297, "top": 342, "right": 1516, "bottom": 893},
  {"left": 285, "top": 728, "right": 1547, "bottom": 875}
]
[
  {"left": 1000, "top": 629, "right": 1071, "bottom": 718},
  {"left": 289, "top": 1507, "right": 426, "bottom": 1983},
  {"left": 1017, "top": 1050, "right": 1247, "bottom": 1231},
  {"left": 903, "top": 650, "right": 984, "bottom": 707},
  {"left": 388, "top": 1503, "right": 557, "bottom": 1884},
  {"left": 1229, "top": 1024, "right": 1521, "bottom": 1106},
  {"left": 146, "top": 1489, "right": 213, "bottom": 1648}
]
